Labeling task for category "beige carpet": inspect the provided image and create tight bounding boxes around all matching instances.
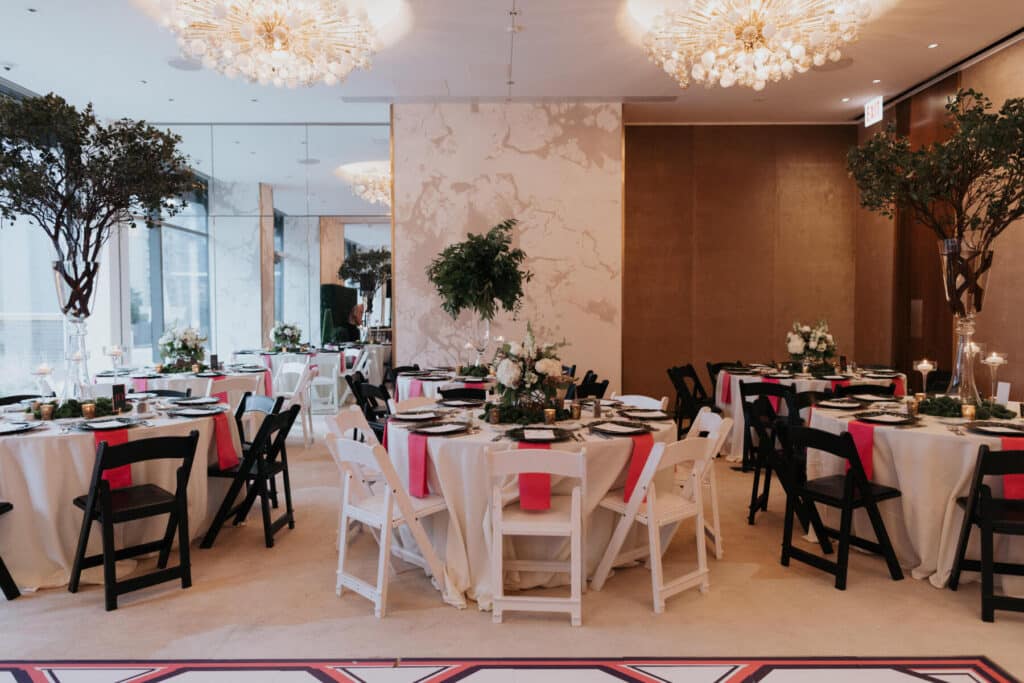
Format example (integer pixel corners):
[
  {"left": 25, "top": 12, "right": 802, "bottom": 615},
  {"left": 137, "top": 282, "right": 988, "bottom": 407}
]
[{"left": 2, "top": 416, "right": 1021, "bottom": 677}]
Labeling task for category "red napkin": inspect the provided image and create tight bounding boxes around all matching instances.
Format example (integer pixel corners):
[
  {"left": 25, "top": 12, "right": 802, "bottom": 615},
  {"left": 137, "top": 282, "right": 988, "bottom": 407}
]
[
  {"left": 408, "top": 379, "right": 424, "bottom": 398},
  {"left": 408, "top": 432, "right": 429, "bottom": 497},
  {"left": 763, "top": 377, "right": 781, "bottom": 412},
  {"left": 381, "top": 418, "right": 390, "bottom": 450},
  {"left": 261, "top": 354, "right": 274, "bottom": 395},
  {"left": 94, "top": 429, "right": 131, "bottom": 489},
  {"left": 132, "top": 378, "right": 148, "bottom": 393},
  {"left": 846, "top": 420, "right": 876, "bottom": 481},
  {"left": 464, "top": 382, "right": 486, "bottom": 390},
  {"left": 517, "top": 442, "right": 551, "bottom": 511},
  {"left": 1001, "top": 437, "right": 1024, "bottom": 499},
  {"left": 623, "top": 433, "right": 656, "bottom": 503},
  {"left": 212, "top": 412, "right": 240, "bottom": 470},
  {"left": 893, "top": 376, "right": 906, "bottom": 397},
  {"left": 720, "top": 372, "right": 732, "bottom": 404},
  {"left": 830, "top": 379, "right": 850, "bottom": 393}
]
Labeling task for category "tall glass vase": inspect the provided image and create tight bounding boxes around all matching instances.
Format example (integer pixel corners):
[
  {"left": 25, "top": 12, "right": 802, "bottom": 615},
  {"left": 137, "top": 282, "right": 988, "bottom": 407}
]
[
  {"left": 938, "top": 238, "right": 993, "bottom": 405},
  {"left": 53, "top": 260, "right": 101, "bottom": 403},
  {"left": 471, "top": 318, "right": 491, "bottom": 366}
]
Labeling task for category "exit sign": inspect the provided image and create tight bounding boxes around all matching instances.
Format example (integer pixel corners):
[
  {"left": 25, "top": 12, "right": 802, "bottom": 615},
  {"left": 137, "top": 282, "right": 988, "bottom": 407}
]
[{"left": 864, "top": 96, "right": 884, "bottom": 127}]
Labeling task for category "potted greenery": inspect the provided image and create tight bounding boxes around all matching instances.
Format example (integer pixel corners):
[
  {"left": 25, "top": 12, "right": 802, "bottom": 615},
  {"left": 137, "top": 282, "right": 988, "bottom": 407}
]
[
  {"left": 848, "top": 89, "right": 1024, "bottom": 404},
  {"left": 338, "top": 247, "right": 391, "bottom": 340},
  {"left": 426, "top": 218, "right": 533, "bottom": 365},
  {"left": 0, "top": 93, "right": 193, "bottom": 401}
]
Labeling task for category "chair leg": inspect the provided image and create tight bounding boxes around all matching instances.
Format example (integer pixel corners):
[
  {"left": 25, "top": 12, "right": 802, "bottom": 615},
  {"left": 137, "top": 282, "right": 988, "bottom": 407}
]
[
  {"left": 157, "top": 511, "right": 178, "bottom": 569},
  {"left": 201, "top": 471, "right": 248, "bottom": 549},
  {"left": 491, "top": 506, "right": 504, "bottom": 624},
  {"left": 591, "top": 511, "right": 635, "bottom": 591},
  {"left": 375, "top": 516, "right": 393, "bottom": 619},
  {"left": 100, "top": 518, "right": 118, "bottom": 611},
  {"left": 781, "top": 493, "right": 796, "bottom": 567},
  {"left": 570, "top": 492, "right": 583, "bottom": 626},
  {"left": 760, "top": 465, "right": 772, "bottom": 511},
  {"left": 706, "top": 464, "right": 723, "bottom": 560},
  {"left": 949, "top": 508, "right": 974, "bottom": 592},
  {"left": 864, "top": 499, "right": 903, "bottom": 581},
  {"left": 0, "top": 553, "right": 19, "bottom": 600},
  {"left": 280, "top": 462, "right": 296, "bottom": 531},
  {"left": 268, "top": 474, "right": 279, "bottom": 509},
  {"left": 695, "top": 512, "right": 710, "bottom": 594},
  {"left": 835, "top": 506, "right": 853, "bottom": 591},
  {"left": 748, "top": 462, "right": 763, "bottom": 525},
  {"left": 178, "top": 493, "right": 192, "bottom": 589},
  {"left": 981, "top": 518, "right": 995, "bottom": 622},
  {"left": 68, "top": 513, "right": 94, "bottom": 594},
  {"left": 336, "top": 499, "right": 351, "bottom": 598},
  {"left": 646, "top": 518, "right": 665, "bottom": 614},
  {"left": 258, "top": 479, "right": 274, "bottom": 548}
]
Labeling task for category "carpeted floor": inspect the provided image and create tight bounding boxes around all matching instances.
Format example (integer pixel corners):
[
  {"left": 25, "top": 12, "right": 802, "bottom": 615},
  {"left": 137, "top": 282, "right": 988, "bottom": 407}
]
[
  {"left": 0, "top": 657, "right": 1016, "bottom": 682},
  {"left": 2, "top": 416, "right": 1022, "bottom": 678}
]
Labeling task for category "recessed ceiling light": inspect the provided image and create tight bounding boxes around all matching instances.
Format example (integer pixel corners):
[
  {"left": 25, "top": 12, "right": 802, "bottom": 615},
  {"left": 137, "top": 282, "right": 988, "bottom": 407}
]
[
  {"left": 168, "top": 97, "right": 174, "bottom": 102},
  {"left": 928, "top": 43, "right": 940, "bottom": 49},
  {"left": 167, "top": 57, "right": 201, "bottom": 71},
  {"left": 140, "top": 80, "right": 148, "bottom": 85},
  {"left": 842, "top": 97, "right": 851, "bottom": 103},
  {"left": 872, "top": 79, "right": 881, "bottom": 84},
  {"left": 250, "top": 98, "right": 258, "bottom": 103},
  {"left": 27, "top": 7, "right": 37, "bottom": 12},
  {"left": 233, "top": 140, "right": 240, "bottom": 144},
  {"left": 297, "top": 158, "right": 321, "bottom": 165}
]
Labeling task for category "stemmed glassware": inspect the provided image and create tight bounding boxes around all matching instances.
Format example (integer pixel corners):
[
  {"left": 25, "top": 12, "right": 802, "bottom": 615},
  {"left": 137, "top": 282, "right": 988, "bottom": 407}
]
[
  {"left": 914, "top": 359, "right": 936, "bottom": 395},
  {"left": 104, "top": 345, "right": 125, "bottom": 379},
  {"left": 981, "top": 352, "right": 1008, "bottom": 403}
]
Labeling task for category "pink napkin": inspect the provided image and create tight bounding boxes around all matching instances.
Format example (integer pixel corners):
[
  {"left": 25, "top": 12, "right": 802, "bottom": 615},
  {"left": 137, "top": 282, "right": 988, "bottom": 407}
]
[
  {"left": 132, "top": 378, "right": 149, "bottom": 393},
  {"left": 893, "top": 376, "right": 906, "bottom": 397},
  {"left": 1002, "top": 437, "right": 1024, "bottom": 499},
  {"left": 720, "top": 372, "right": 732, "bottom": 404},
  {"left": 408, "top": 379, "right": 424, "bottom": 398},
  {"left": 846, "top": 420, "right": 876, "bottom": 481},
  {"left": 408, "top": 432, "right": 430, "bottom": 497},
  {"left": 517, "top": 442, "right": 552, "bottom": 511},
  {"left": 763, "top": 377, "right": 781, "bottom": 412},
  {"left": 212, "top": 412, "right": 240, "bottom": 470},
  {"left": 381, "top": 418, "right": 390, "bottom": 450},
  {"left": 830, "top": 379, "right": 850, "bottom": 393},
  {"left": 623, "top": 433, "right": 656, "bottom": 503},
  {"left": 94, "top": 429, "right": 131, "bottom": 489},
  {"left": 262, "top": 354, "right": 274, "bottom": 395}
]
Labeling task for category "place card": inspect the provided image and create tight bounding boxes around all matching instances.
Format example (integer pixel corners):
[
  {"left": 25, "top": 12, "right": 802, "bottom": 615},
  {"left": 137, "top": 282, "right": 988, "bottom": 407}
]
[
  {"left": 596, "top": 422, "right": 644, "bottom": 433},
  {"left": 523, "top": 429, "right": 556, "bottom": 441},
  {"left": 86, "top": 419, "right": 126, "bottom": 429}
]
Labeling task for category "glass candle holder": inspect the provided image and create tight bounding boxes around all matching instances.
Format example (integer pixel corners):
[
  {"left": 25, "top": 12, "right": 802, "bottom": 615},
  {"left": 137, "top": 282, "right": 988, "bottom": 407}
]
[
  {"left": 81, "top": 403, "right": 96, "bottom": 419},
  {"left": 39, "top": 404, "right": 55, "bottom": 420},
  {"left": 544, "top": 408, "right": 557, "bottom": 425},
  {"left": 914, "top": 359, "right": 936, "bottom": 394},
  {"left": 981, "top": 352, "right": 1008, "bottom": 403},
  {"left": 570, "top": 401, "right": 582, "bottom": 420},
  {"left": 961, "top": 403, "right": 977, "bottom": 421}
]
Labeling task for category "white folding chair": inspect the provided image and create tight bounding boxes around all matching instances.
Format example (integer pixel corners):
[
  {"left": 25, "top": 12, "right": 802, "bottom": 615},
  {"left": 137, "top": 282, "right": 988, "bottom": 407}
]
[
  {"left": 209, "top": 375, "right": 262, "bottom": 413},
  {"left": 388, "top": 396, "right": 438, "bottom": 414},
  {"left": 310, "top": 352, "right": 340, "bottom": 414},
  {"left": 326, "top": 406, "right": 383, "bottom": 544},
  {"left": 488, "top": 447, "right": 587, "bottom": 626},
  {"left": 326, "top": 437, "right": 450, "bottom": 618},
  {"left": 281, "top": 363, "right": 318, "bottom": 447},
  {"left": 273, "top": 359, "right": 307, "bottom": 397},
  {"left": 611, "top": 393, "right": 670, "bottom": 410},
  {"left": 683, "top": 408, "right": 733, "bottom": 560},
  {"left": 590, "top": 436, "right": 719, "bottom": 613},
  {"left": 339, "top": 349, "right": 370, "bottom": 405}
]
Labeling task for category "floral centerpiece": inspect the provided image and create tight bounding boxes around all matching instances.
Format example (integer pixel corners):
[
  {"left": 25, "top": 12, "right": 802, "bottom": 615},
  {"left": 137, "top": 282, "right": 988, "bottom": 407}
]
[
  {"left": 485, "top": 324, "right": 572, "bottom": 424},
  {"left": 786, "top": 320, "right": 837, "bottom": 368},
  {"left": 159, "top": 324, "right": 207, "bottom": 373},
  {"left": 271, "top": 321, "right": 303, "bottom": 351}
]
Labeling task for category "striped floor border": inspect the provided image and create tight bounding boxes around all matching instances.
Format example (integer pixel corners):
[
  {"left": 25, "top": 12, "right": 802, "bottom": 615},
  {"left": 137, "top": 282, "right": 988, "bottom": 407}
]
[{"left": 0, "top": 657, "right": 1016, "bottom": 682}]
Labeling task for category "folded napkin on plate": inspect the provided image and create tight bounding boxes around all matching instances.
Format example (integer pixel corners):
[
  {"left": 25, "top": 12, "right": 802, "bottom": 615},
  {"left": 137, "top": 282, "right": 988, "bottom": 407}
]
[{"left": 93, "top": 428, "right": 131, "bottom": 489}]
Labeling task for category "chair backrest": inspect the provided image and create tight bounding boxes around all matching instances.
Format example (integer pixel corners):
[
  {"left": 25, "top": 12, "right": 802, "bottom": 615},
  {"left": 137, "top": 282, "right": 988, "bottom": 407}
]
[
  {"left": 210, "top": 375, "right": 262, "bottom": 412},
  {"left": 356, "top": 382, "right": 392, "bottom": 419},
  {"left": 234, "top": 391, "right": 285, "bottom": 440},
  {"left": 628, "top": 437, "right": 717, "bottom": 511},
  {"left": 580, "top": 370, "right": 598, "bottom": 385},
  {"left": 562, "top": 364, "right": 577, "bottom": 378},
  {"left": 706, "top": 361, "right": 742, "bottom": 394},
  {"left": 685, "top": 407, "right": 733, "bottom": 455},
  {"left": 576, "top": 380, "right": 609, "bottom": 400},
  {"left": 284, "top": 363, "right": 320, "bottom": 409},
  {"left": 439, "top": 387, "right": 487, "bottom": 401},
  {"left": 327, "top": 405, "right": 381, "bottom": 446},
  {"left": 789, "top": 425, "right": 871, "bottom": 495},
  {"left": 274, "top": 360, "right": 309, "bottom": 395},
  {"left": 87, "top": 431, "right": 200, "bottom": 502},
  {"left": 329, "top": 437, "right": 413, "bottom": 515},
  {"left": 0, "top": 394, "right": 41, "bottom": 406},
  {"left": 961, "top": 446, "right": 1024, "bottom": 522},
  {"left": 833, "top": 382, "right": 896, "bottom": 398},
  {"left": 611, "top": 393, "right": 668, "bottom": 410},
  {"left": 386, "top": 365, "right": 420, "bottom": 384},
  {"left": 389, "top": 396, "right": 437, "bottom": 414},
  {"left": 150, "top": 389, "right": 192, "bottom": 398},
  {"left": 313, "top": 352, "right": 341, "bottom": 379},
  {"left": 488, "top": 448, "right": 587, "bottom": 479},
  {"left": 248, "top": 404, "right": 301, "bottom": 467},
  {"left": 667, "top": 364, "right": 710, "bottom": 428},
  {"left": 792, "top": 390, "right": 826, "bottom": 424}
]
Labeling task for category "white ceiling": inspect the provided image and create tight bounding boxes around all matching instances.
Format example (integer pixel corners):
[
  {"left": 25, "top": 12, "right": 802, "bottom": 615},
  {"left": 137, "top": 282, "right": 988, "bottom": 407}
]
[{"left": 0, "top": 0, "right": 1021, "bottom": 124}]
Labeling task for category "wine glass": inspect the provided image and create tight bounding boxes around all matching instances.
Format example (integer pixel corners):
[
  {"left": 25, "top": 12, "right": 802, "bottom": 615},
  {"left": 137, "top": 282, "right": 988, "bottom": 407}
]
[
  {"left": 982, "top": 352, "right": 1008, "bottom": 403},
  {"left": 104, "top": 345, "right": 125, "bottom": 378},
  {"left": 914, "top": 359, "right": 935, "bottom": 395}
]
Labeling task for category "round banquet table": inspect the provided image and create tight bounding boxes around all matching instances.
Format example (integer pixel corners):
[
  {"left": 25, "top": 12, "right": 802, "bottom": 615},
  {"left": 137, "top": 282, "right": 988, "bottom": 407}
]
[
  {"left": 395, "top": 374, "right": 496, "bottom": 402},
  {"left": 0, "top": 412, "right": 240, "bottom": 591},
  {"left": 714, "top": 371, "right": 907, "bottom": 458},
  {"left": 384, "top": 414, "right": 678, "bottom": 610},
  {"left": 97, "top": 370, "right": 269, "bottom": 398},
  {"left": 808, "top": 404, "right": 1024, "bottom": 596}
]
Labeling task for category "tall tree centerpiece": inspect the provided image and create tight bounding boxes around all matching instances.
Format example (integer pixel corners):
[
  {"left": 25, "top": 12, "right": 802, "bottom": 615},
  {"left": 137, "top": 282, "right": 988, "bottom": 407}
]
[
  {"left": 0, "top": 94, "right": 193, "bottom": 400},
  {"left": 338, "top": 247, "right": 391, "bottom": 340},
  {"left": 426, "top": 219, "right": 533, "bottom": 365},
  {"left": 848, "top": 89, "right": 1024, "bottom": 404}
]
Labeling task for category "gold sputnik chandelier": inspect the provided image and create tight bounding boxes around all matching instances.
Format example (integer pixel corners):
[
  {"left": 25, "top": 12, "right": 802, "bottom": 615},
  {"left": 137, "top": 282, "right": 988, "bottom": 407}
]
[
  {"left": 161, "top": 0, "right": 376, "bottom": 87},
  {"left": 641, "top": 0, "right": 872, "bottom": 91},
  {"left": 334, "top": 161, "right": 391, "bottom": 207}
]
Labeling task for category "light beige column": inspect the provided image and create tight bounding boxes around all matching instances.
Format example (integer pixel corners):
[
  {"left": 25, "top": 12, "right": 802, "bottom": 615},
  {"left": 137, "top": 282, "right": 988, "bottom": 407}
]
[
  {"left": 319, "top": 216, "right": 346, "bottom": 284},
  {"left": 259, "top": 182, "right": 274, "bottom": 346}
]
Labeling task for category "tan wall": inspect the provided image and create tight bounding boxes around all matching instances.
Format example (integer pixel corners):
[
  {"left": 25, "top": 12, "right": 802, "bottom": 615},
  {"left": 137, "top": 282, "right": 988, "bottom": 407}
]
[
  {"left": 319, "top": 216, "right": 345, "bottom": 285},
  {"left": 623, "top": 125, "right": 859, "bottom": 398},
  {"left": 258, "top": 183, "right": 274, "bottom": 346},
  {"left": 962, "top": 41, "right": 1024, "bottom": 398}
]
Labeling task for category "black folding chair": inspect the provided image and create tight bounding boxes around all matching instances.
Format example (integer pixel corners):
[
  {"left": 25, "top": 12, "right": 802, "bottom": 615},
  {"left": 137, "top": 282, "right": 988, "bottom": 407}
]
[
  {"left": 385, "top": 365, "right": 420, "bottom": 386},
  {"left": 356, "top": 382, "right": 391, "bottom": 441},
  {"left": 346, "top": 370, "right": 368, "bottom": 412},
  {"left": 68, "top": 431, "right": 200, "bottom": 610},
  {"left": 830, "top": 383, "right": 897, "bottom": 398},
  {"left": 562, "top": 364, "right": 577, "bottom": 379},
  {"left": 576, "top": 379, "right": 609, "bottom": 400},
  {"left": 667, "top": 364, "right": 716, "bottom": 438},
  {"left": 739, "top": 382, "right": 796, "bottom": 523},
  {"left": 792, "top": 390, "right": 827, "bottom": 425},
  {"left": 149, "top": 389, "right": 193, "bottom": 398},
  {"left": 223, "top": 392, "right": 286, "bottom": 507},
  {"left": 439, "top": 387, "right": 487, "bottom": 401},
  {"left": 0, "top": 394, "right": 44, "bottom": 406},
  {"left": 949, "top": 445, "right": 1024, "bottom": 622},
  {"left": 706, "top": 361, "right": 743, "bottom": 398},
  {"left": 0, "top": 502, "right": 19, "bottom": 600},
  {"left": 201, "top": 405, "right": 301, "bottom": 549},
  {"left": 782, "top": 426, "right": 904, "bottom": 590}
]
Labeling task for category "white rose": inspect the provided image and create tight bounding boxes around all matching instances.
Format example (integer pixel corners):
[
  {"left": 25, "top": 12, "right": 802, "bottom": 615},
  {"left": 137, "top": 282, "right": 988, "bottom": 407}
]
[
  {"left": 507, "top": 342, "right": 522, "bottom": 357},
  {"left": 496, "top": 358, "right": 522, "bottom": 389},
  {"left": 801, "top": 325, "right": 811, "bottom": 333},
  {"left": 826, "top": 333, "right": 834, "bottom": 343},
  {"left": 786, "top": 333, "right": 806, "bottom": 355},
  {"left": 535, "top": 358, "right": 561, "bottom": 376}
]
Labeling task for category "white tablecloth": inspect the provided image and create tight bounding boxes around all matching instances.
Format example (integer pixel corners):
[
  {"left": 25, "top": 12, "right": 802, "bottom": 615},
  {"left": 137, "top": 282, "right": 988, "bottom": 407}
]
[
  {"left": 384, "top": 416, "right": 677, "bottom": 610},
  {"left": 808, "top": 406, "right": 1024, "bottom": 596},
  {"left": 395, "top": 375, "right": 495, "bottom": 402},
  {"left": 0, "top": 414, "right": 239, "bottom": 590},
  {"left": 714, "top": 372, "right": 906, "bottom": 458}
]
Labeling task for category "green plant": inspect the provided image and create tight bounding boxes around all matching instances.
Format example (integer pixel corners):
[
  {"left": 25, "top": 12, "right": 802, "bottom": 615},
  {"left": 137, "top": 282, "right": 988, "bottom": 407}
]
[
  {"left": 30, "top": 397, "right": 115, "bottom": 419},
  {"left": 0, "top": 94, "right": 194, "bottom": 318},
  {"left": 426, "top": 218, "right": 533, "bottom": 321},
  {"left": 918, "top": 395, "right": 1015, "bottom": 420},
  {"left": 338, "top": 247, "right": 391, "bottom": 314}
]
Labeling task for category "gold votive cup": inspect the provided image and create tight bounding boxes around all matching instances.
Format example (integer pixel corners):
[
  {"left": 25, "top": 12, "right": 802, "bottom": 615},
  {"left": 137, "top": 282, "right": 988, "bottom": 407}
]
[
  {"left": 544, "top": 408, "right": 557, "bottom": 425},
  {"left": 593, "top": 401, "right": 602, "bottom": 418},
  {"left": 39, "top": 403, "right": 55, "bottom": 420},
  {"left": 914, "top": 392, "right": 927, "bottom": 402},
  {"left": 81, "top": 403, "right": 96, "bottom": 419},
  {"left": 961, "top": 404, "right": 977, "bottom": 420},
  {"left": 30, "top": 400, "right": 41, "bottom": 412},
  {"left": 570, "top": 401, "right": 582, "bottom": 420},
  {"left": 906, "top": 399, "right": 919, "bottom": 418},
  {"left": 154, "top": 363, "right": 163, "bottom": 373},
  {"left": 191, "top": 363, "right": 201, "bottom": 374},
  {"left": 489, "top": 408, "right": 500, "bottom": 424}
]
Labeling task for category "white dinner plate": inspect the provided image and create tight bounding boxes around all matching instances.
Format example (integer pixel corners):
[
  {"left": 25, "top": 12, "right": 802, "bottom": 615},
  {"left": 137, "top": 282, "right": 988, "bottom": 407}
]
[
  {"left": 620, "top": 409, "right": 671, "bottom": 420},
  {"left": 171, "top": 407, "right": 224, "bottom": 417},
  {"left": 81, "top": 419, "right": 130, "bottom": 431},
  {"left": 126, "top": 392, "right": 156, "bottom": 400},
  {"left": 852, "top": 394, "right": 894, "bottom": 402},
  {"left": 172, "top": 397, "right": 221, "bottom": 406},
  {"left": 391, "top": 412, "right": 439, "bottom": 421},
  {"left": 818, "top": 400, "right": 861, "bottom": 409},
  {"left": 591, "top": 422, "right": 649, "bottom": 435},
  {"left": 820, "top": 375, "right": 847, "bottom": 381},
  {"left": 0, "top": 422, "right": 40, "bottom": 435},
  {"left": 972, "top": 424, "right": 1024, "bottom": 435},
  {"left": 413, "top": 423, "right": 469, "bottom": 435}
]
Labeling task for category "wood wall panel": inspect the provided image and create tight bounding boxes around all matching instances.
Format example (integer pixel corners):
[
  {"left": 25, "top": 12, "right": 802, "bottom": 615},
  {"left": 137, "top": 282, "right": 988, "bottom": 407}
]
[
  {"left": 622, "top": 127, "right": 693, "bottom": 401},
  {"left": 623, "top": 125, "right": 859, "bottom": 397},
  {"left": 258, "top": 183, "right": 274, "bottom": 345}
]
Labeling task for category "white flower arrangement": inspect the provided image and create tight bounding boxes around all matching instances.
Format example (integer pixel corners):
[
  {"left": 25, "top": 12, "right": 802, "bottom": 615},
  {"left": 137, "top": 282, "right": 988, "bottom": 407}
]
[
  {"left": 492, "top": 323, "right": 568, "bottom": 406},
  {"left": 271, "top": 321, "right": 303, "bottom": 349},
  {"left": 786, "top": 320, "right": 838, "bottom": 363},
  {"left": 159, "top": 324, "right": 207, "bottom": 364}
]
